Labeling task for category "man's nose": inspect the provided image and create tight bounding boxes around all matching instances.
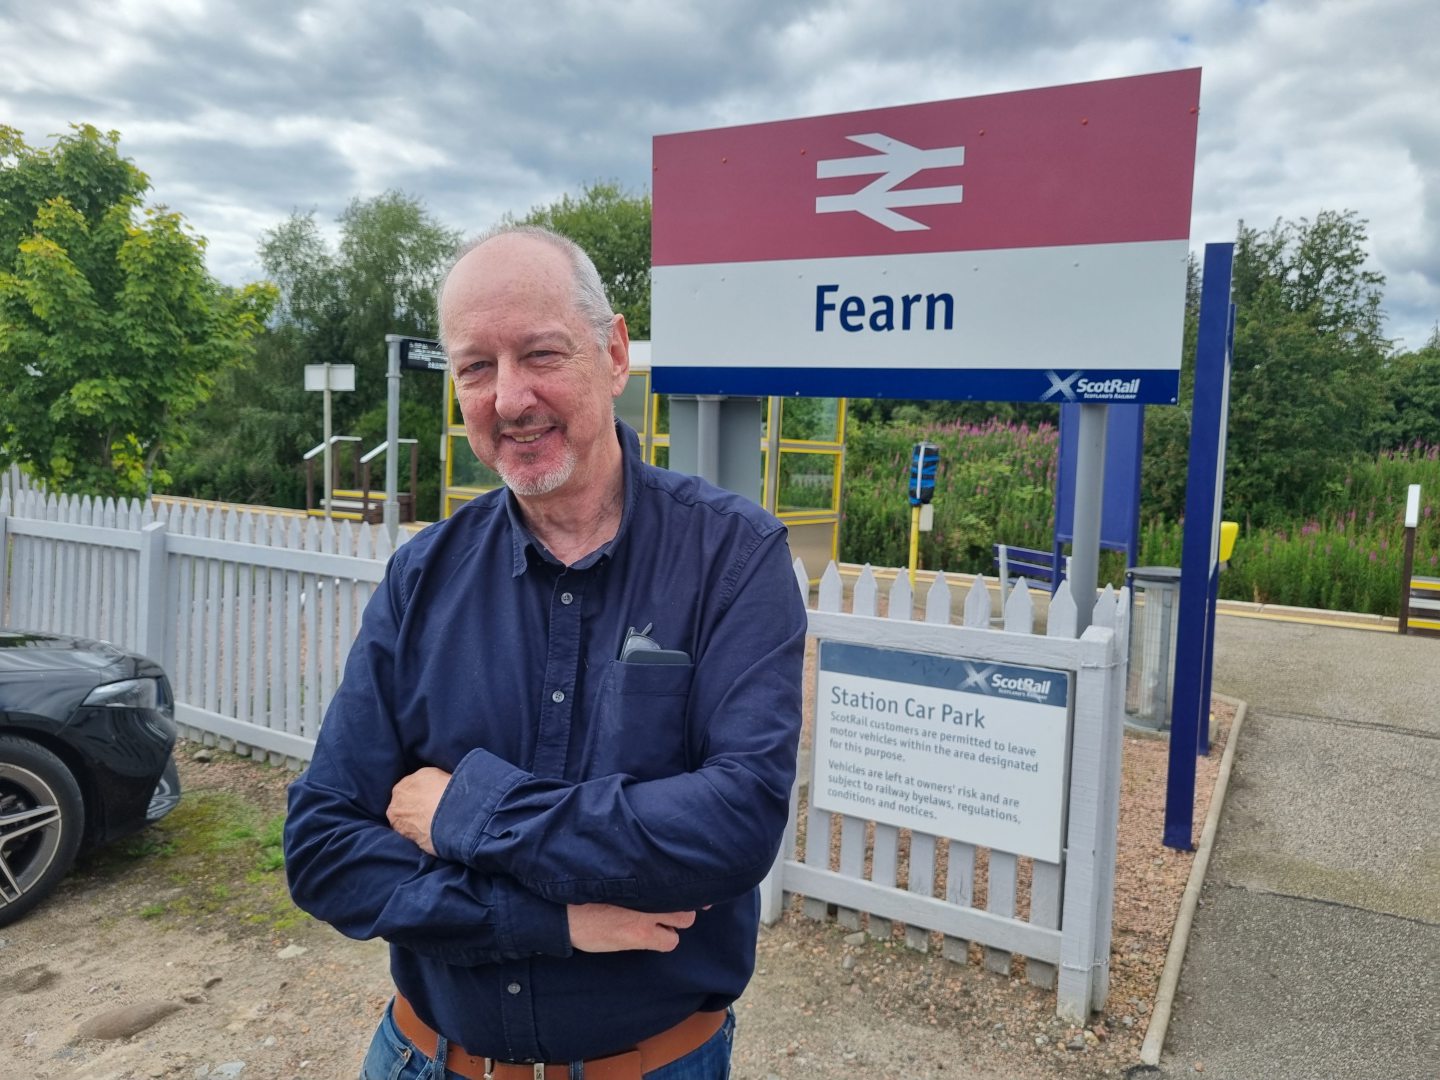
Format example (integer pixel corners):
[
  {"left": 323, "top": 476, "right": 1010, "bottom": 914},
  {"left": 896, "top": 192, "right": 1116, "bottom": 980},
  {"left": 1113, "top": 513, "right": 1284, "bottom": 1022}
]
[{"left": 493, "top": 360, "right": 537, "bottom": 420}]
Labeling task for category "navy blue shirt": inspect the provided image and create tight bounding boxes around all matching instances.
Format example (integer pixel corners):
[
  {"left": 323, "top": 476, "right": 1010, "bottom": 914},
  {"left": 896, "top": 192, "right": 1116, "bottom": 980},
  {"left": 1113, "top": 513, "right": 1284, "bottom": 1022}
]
[{"left": 284, "top": 421, "right": 806, "bottom": 1063}]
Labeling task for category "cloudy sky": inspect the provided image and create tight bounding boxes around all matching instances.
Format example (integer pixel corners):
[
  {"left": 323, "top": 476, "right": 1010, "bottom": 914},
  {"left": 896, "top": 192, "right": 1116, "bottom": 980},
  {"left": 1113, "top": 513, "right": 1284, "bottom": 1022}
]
[{"left": 2, "top": 0, "right": 1437, "bottom": 350}]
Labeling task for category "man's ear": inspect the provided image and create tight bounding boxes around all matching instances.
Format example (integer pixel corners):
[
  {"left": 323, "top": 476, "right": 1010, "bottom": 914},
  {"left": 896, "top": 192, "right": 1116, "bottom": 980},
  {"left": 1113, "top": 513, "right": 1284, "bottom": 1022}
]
[{"left": 608, "top": 314, "right": 631, "bottom": 397}]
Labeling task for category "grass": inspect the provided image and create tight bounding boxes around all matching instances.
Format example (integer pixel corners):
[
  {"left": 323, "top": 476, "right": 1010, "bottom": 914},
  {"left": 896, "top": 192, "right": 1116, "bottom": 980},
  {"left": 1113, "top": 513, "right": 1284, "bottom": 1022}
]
[{"left": 89, "top": 781, "right": 306, "bottom": 935}]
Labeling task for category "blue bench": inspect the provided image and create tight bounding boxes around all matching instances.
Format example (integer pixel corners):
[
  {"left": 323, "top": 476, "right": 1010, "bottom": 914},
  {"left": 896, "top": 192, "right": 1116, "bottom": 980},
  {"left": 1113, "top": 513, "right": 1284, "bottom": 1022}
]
[{"left": 993, "top": 543, "right": 1064, "bottom": 605}]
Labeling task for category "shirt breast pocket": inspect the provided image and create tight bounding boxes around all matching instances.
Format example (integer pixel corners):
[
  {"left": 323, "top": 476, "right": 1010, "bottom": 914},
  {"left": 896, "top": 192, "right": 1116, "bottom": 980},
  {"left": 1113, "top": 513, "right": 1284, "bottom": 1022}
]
[{"left": 588, "top": 659, "right": 694, "bottom": 781}]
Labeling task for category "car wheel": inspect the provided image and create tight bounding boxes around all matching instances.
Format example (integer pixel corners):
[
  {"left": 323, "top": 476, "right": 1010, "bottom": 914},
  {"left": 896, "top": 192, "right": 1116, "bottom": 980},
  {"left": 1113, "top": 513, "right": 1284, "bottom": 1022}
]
[{"left": 0, "top": 735, "right": 85, "bottom": 928}]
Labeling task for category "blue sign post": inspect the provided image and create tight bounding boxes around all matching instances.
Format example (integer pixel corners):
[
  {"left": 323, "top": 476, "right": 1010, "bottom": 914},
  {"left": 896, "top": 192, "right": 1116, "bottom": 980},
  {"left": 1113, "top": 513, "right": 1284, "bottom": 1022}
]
[{"left": 1164, "top": 243, "right": 1235, "bottom": 850}]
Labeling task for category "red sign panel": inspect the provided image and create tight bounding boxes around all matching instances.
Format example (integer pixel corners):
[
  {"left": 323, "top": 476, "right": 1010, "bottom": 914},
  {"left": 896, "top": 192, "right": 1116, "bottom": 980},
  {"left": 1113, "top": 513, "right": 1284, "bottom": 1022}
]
[{"left": 653, "top": 68, "right": 1200, "bottom": 267}]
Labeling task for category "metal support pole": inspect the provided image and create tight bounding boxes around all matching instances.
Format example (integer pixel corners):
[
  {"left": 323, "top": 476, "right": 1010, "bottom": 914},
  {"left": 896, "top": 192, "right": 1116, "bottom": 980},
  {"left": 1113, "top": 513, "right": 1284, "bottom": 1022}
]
[
  {"left": 1399, "top": 484, "right": 1420, "bottom": 634},
  {"left": 908, "top": 505, "right": 921, "bottom": 589},
  {"left": 696, "top": 396, "right": 720, "bottom": 484},
  {"left": 1166, "top": 242, "right": 1236, "bottom": 850},
  {"left": 1069, "top": 403, "right": 1109, "bottom": 635},
  {"left": 322, "top": 363, "right": 333, "bottom": 520},
  {"left": 384, "top": 336, "right": 402, "bottom": 543}
]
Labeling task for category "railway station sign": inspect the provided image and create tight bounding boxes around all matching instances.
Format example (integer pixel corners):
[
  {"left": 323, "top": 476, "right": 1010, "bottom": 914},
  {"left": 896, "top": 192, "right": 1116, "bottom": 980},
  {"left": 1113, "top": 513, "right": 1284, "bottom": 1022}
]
[{"left": 652, "top": 68, "right": 1201, "bottom": 403}]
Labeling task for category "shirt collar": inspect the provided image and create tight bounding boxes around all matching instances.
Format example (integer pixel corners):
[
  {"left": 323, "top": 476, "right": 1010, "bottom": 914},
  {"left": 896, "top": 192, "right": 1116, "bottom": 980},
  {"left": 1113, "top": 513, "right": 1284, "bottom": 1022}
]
[{"left": 504, "top": 419, "right": 643, "bottom": 578}]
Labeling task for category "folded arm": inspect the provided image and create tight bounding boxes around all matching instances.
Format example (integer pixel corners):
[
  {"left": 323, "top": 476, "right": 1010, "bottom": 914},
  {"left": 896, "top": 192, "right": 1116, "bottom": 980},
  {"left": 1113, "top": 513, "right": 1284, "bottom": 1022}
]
[{"left": 427, "top": 531, "right": 807, "bottom": 911}]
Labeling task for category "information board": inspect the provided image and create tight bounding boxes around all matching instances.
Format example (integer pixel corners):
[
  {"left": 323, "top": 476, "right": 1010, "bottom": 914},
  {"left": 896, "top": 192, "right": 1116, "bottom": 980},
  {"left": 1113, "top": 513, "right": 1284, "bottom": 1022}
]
[
  {"left": 399, "top": 337, "right": 448, "bottom": 372},
  {"left": 813, "top": 641, "right": 1073, "bottom": 863},
  {"left": 652, "top": 68, "right": 1200, "bottom": 403}
]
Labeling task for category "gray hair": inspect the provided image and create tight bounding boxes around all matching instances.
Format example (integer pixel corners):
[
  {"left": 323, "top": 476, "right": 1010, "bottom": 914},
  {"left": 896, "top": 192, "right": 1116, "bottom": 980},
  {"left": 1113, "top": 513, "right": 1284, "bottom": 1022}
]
[{"left": 438, "top": 223, "right": 615, "bottom": 351}]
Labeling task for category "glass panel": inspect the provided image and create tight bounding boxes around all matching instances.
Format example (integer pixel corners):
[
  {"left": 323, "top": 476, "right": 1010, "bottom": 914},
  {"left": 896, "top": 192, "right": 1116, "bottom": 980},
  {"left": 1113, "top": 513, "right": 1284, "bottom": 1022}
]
[
  {"left": 449, "top": 435, "right": 502, "bottom": 489},
  {"left": 450, "top": 384, "right": 464, "bottom": 427},
  {"left": 653, "top": 394, "right": 670, "bottom": 435},
  {"left": 617, "top": 372, "right": 649, "bottom": 432},
  {"left": 651, "top": 444, "right": 670, "bottom": 470},
  {"left": 781, "top": 398, "right": 840, "bottom": 442},
  {"left": 777, "top": 451, "right": 837, "bottom": 512}
]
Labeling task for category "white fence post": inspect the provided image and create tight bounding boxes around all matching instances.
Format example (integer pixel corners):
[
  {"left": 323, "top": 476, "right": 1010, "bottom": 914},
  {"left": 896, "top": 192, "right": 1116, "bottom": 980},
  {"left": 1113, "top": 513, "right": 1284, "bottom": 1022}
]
[
  {"left": 134, "top": 520, "right": 168, "bottom": 663},
  {"left": 1055, "top": 623, "right": 1122, "bottom": 1022}
]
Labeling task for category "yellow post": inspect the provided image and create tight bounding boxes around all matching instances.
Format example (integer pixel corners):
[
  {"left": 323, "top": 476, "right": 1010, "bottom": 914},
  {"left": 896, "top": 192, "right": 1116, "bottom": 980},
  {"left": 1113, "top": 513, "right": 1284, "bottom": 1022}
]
[{"left": 908, "top": 504, "right": 921, "bottom": 588}]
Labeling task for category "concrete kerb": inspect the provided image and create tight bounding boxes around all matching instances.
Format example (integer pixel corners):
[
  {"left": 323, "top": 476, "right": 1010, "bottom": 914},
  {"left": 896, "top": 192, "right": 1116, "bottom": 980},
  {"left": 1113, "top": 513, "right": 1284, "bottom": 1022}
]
[{"left": 1137, "top": 692, "right": 1248, "bottom": 1066}]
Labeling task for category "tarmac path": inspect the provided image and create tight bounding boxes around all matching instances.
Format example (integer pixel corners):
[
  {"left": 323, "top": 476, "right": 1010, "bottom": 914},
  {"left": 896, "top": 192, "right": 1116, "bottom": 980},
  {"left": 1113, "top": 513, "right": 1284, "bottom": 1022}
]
[{"left": 1151, "top": 616, "right": 1440, "bottom": 1080}]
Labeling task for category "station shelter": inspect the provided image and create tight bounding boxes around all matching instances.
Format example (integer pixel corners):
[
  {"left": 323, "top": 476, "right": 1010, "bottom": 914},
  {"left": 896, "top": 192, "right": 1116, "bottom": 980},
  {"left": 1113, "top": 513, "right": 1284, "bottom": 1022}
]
[{"left": 440, "top": 342, "right": 846, "bottom": 572}]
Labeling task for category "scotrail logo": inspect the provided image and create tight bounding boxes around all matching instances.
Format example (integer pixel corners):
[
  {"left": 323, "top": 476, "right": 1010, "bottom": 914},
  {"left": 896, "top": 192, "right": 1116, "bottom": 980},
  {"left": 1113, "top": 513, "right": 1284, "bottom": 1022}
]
[
  {"left": 990, "top": 672, "right": 1054, "bottom": 703},
  {"left": 1041, "top": 371, "right": 1143, "bottom": 402}
]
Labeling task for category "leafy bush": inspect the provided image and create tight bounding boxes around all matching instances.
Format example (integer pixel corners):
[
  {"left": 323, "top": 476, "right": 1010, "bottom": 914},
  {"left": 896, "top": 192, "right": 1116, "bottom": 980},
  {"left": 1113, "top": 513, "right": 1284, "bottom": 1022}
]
[
  {"left": 840, "top": 418, "right": 1056, "bottom": 573},
  {"left": 842, "top": 418, "right": 1439, "bottom": 618}
]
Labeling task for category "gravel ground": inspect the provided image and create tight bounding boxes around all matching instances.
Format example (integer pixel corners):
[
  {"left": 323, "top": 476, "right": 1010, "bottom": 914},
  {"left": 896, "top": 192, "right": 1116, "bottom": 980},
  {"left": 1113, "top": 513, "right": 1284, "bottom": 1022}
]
[{"left": 0, "top": 704, "right": 1230, "bottom": 1080}]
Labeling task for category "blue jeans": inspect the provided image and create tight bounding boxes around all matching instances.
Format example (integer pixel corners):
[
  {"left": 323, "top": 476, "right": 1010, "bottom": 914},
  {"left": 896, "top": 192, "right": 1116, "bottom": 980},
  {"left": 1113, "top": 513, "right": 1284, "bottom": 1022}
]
[{"left": 360, "top": 999, "right": 734, "bottom": 1080}]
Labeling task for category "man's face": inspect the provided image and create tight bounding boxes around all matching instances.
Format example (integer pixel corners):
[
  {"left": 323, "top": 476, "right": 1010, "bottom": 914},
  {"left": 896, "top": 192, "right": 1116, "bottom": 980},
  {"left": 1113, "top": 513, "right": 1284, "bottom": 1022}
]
[{"left": 441, "top": 235, "right": 628, "bottom": 499}]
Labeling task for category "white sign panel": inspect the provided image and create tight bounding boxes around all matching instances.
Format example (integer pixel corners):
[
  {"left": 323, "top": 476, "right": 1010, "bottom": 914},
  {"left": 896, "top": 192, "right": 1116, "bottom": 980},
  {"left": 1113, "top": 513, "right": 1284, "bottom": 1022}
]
[
  {"left": 304, "top": 364, "right": 355, "bottom": 392},
  {"left": 813, "top": 641, "right": 1073, "bottom": 863}
]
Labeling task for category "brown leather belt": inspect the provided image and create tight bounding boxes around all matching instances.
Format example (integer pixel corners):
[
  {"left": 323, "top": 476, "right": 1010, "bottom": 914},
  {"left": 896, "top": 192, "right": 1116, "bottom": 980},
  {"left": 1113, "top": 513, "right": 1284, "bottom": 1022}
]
[{"left": 391, "top": 992, "right": 725, "bottom": 1080}]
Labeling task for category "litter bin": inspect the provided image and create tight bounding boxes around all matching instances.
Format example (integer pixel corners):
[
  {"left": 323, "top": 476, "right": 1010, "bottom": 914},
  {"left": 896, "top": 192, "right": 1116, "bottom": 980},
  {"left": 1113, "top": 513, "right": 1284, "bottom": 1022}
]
[{"left": 1126, "top": 566, "right": 1181, "bottom": 731}]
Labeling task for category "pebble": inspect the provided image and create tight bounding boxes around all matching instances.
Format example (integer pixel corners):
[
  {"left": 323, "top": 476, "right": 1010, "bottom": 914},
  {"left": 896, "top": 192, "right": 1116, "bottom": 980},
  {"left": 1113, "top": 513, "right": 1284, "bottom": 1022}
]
[
  {"left": 843, "top": 931, "right": 866, "bottom": 946},
  {"left": 78, "top": 1001, "right": 182, "bottom": 1040},
  {"left": 1066, "top": 1036, "right": 1086, "bottom": 1051},
  {"left": 276, "top": 945, "right": 308, "bottom": 959},
  {"left": 193, "top": 748, "right": 215, "bottom": 762},
  {"left": 1034, "top": 1036, "right": 1049, "bottom": 1048},
  {"left": 841, "top": 954, "right": 855, "bottom": 970}
]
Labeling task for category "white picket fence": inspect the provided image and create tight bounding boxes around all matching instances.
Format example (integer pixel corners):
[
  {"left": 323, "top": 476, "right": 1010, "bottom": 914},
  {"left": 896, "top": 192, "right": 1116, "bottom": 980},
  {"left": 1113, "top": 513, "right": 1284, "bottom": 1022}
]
[
  {"left": 0, "top": 483, "right": 402, "bottom": 765},
  {"left": 1, "top": 471, "right": 1128, "bottom": 1019},
  {"left": 761, "top": 561, "right": 1129, "bottom": 1022}
]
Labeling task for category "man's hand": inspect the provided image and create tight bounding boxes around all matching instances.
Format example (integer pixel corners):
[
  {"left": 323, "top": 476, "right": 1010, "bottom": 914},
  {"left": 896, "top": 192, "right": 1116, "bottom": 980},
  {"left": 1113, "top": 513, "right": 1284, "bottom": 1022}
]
[
  {"left": 567, "top": 903, "right": 696, "bottom": 953},
  {"left": 387, "top": 767, "right": 452, "bottom": 855}
]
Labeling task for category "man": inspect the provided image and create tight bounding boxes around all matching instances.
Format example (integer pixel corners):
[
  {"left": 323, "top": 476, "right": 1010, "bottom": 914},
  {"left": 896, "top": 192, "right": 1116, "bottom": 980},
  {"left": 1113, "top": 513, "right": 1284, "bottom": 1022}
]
[{"left": 284, "top": 225, "right": 807, "bottom": 1080}]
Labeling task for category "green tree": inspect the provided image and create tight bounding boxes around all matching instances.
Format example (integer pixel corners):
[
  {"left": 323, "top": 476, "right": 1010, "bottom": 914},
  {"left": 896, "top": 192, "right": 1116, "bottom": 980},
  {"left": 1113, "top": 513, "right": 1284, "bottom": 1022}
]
[
  {"left": 170, "top": 194, "right": 459, "bottom": 513},
  {"left": 1224, "top": 211, "right": 1391, "bottom": 523},
  {"left": 0, "top": 125, "right": 274, "bottom": 496},
  {"left": 511, "top": 181, "right": 652, "bottom": 338},
  {"left": 1375, "top": 327, "right": 1440, "bottom": 450}
]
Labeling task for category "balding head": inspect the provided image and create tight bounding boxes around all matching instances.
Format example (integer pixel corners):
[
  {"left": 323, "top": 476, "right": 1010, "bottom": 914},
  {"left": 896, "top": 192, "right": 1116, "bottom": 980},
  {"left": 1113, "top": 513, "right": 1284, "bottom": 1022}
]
[{"left": 439, "top": 224, "right": 614, "bottom": 351}]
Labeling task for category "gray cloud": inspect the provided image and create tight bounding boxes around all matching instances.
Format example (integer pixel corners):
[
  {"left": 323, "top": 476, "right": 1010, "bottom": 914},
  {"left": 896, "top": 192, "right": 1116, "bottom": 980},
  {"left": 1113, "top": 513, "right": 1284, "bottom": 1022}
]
[{"left": 1, "top": 0, "right": 1436, "bottom": 347}]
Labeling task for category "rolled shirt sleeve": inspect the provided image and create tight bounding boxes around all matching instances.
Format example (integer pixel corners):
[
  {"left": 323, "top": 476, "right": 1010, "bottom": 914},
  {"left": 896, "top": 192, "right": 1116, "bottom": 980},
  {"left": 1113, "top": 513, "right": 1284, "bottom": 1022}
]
[{"left": 284, "top": 557, "right": 572, "bottom": 963}]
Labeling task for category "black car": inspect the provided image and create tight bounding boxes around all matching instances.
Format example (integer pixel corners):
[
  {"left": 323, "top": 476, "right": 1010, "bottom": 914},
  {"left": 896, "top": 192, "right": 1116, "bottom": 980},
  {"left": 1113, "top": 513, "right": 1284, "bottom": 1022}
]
[{"left": 0, "top": 630, "right": 181, "bottom": 926}]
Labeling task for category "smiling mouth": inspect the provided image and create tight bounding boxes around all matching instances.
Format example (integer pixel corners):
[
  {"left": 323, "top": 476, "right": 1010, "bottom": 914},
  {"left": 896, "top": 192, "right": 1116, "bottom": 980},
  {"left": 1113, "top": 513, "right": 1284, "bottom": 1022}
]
[{"left": 509, "top": 432, "right": 545, "bottom": 444}]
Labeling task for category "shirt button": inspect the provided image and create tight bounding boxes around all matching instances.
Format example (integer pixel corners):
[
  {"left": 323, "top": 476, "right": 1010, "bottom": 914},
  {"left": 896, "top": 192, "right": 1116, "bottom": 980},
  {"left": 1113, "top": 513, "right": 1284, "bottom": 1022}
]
[
  {"left": 507, "top": 982, "right": 521, "bottom": 995},
  {"left": 551, "top": 690, "right": 565, "bottom": 703},
  {"left": 560, "top": 591, "right": 574, "bottom": 605}
]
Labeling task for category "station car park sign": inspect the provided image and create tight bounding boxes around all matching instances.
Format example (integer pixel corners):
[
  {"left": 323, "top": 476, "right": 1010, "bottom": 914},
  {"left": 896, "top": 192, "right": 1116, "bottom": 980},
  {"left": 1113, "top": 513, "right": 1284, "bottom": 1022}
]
[
  {"left": 812, "top": 641, "right": 1074, "bottom": 864},
  {"left": 651, "top": 69, "right": 1201, "bottom": 403}
]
